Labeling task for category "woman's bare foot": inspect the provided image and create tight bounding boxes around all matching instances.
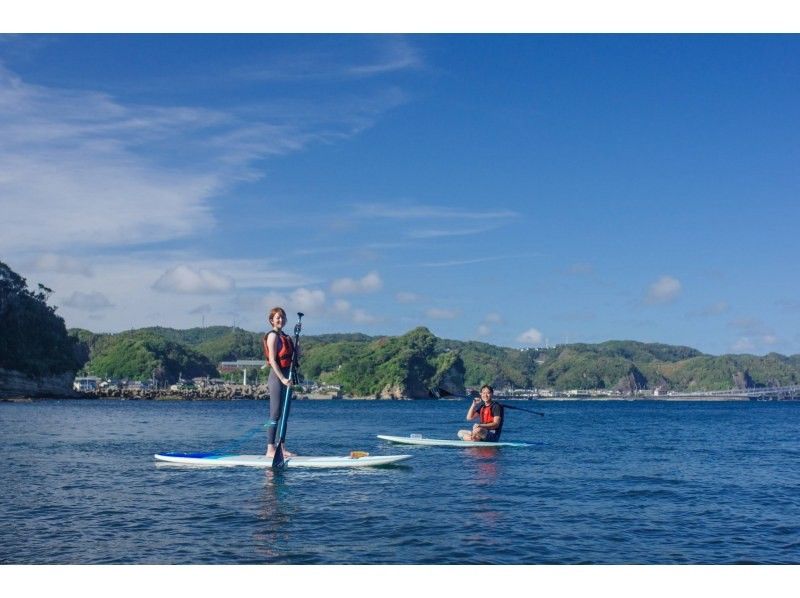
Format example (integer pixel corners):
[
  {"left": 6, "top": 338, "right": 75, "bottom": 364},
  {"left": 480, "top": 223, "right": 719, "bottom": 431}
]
[{"left": 265, "top": 447, "right": 293, "bottom": 458}]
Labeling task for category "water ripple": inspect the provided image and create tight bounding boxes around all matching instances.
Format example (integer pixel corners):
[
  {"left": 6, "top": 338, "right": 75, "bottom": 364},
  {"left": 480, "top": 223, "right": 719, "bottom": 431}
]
[{"left": 2, "top": 399, "right": 800, "bottom": 563}]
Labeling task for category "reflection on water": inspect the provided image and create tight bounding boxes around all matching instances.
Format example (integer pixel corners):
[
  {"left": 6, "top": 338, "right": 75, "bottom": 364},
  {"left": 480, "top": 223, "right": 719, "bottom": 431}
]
[
  {"left": 252, "top": 469, "right": 293, "bottom": 561},
  {"left": 466, "top": 447, "right": 501, "bottom": 483}
]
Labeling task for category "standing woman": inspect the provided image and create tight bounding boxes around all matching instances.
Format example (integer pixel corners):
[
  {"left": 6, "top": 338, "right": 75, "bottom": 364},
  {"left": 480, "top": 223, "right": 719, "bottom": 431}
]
[{"left": 262, "top": 306, "right": 295, "bottom": 459}]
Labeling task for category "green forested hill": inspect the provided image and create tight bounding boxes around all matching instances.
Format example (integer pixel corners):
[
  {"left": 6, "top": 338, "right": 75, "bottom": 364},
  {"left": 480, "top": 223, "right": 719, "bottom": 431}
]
[
  {"left": 1, "top": 261, "right": 82, "bottom": 377},
  {"left": 71, "top": 329, "right": 219, "bottom": 382},
  {"left": 69, "top": 324, "right": 800, "bottom": 393},
  {"left": 6, "top": 248, "right": 788, "bottom": 394}
]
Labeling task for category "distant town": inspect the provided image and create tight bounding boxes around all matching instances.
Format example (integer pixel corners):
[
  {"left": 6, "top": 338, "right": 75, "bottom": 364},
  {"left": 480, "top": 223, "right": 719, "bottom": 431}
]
[{"left": 72, "top": 356, "right": 800, "bottom": 402}]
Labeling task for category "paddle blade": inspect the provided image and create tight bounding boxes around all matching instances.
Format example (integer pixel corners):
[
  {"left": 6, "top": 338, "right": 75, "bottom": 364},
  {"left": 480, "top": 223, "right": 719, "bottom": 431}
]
[{"left": 271, "top": 444, "right": 286, "bottom": 468}]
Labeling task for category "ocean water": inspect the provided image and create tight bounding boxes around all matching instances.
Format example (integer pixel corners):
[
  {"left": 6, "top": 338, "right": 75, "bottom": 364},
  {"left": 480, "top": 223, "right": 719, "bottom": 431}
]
[{"left": 1, "top": 398, "right": 798, "bottom": 564}]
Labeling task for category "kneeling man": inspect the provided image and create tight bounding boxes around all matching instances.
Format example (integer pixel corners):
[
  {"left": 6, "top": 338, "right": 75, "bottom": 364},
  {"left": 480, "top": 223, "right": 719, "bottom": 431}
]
[{"left": 458, "top": 384, "right": 503, "bottom": 442}]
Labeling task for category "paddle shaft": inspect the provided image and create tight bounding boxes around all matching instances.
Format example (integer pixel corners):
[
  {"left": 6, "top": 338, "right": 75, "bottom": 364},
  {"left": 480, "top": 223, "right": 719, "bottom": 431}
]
[
  {"left": 434, "top": 387, "right": 545, "bottom": 417},
  {"left": 499, "top": 402, "right": 545, "bottom": 417}
]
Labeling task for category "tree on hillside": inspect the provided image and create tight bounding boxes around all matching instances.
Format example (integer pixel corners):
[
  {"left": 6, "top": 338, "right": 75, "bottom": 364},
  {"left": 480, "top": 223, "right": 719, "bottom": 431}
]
[{"left": 0, "top": 261, "right": 83, "bottom": 376}]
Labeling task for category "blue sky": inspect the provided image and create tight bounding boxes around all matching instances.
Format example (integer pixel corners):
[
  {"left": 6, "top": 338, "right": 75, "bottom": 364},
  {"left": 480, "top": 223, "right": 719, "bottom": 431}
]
[{"left": 2, "top": 34, "right": 799, "bottom": 355}]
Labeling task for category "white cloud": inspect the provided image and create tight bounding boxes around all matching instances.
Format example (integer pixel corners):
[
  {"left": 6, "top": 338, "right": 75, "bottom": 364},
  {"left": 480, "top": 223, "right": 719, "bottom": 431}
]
[
  {"left": 566, "top": 262, "right": 594, "bottom": 276},
  {"left": 698, "top": 301, "right": 729, "bottom": 317},
  {"left": 0, "top": 61, "right": 411, "bottom": 257},
  {"left": 645, "top": 275, "right": 682, "bottom": 305},
  {"left": 777, "top": 299, "right": 800, "bottom": 313},
  {"left": 320, "top": 297, "right": 381, "bottom": 325},
  {"left": 731, "top": 337, "right": 755, "bottom": 353},
  {"left": 731, "top": 334, "right": 780, "bottom": 354},
  {"left": 236, "top": 37, "right": 422, "bottom": 82},
  {"left": 395, "top": 291, "right": 420, "bottom": 304},
  {"left": 425, "top": 308, "right": 458, "bottom": 320},
  {"left": 352, "top": 308, "right": 381, "bottom": 324},
  {"left": 728, "top": 317, "right": 772, "bottom": 337},
  {"left": 352, "top": 202, "right": 517, "bottom": 221},
  {"left": 27, "top": 253, "right": 93, "bottom": 277},
  {"left": 331, "top": 271, "right": 382, "bottom": 294},
  {"left": 331, "top": 299, "right": 352, "bottom": 314},
  {"left": 418, "top": 256, "right": 506, "bottom": 268},
  {"left": 264, "top": 287, "right": 327, "bottom": 317},
  {"left": 476, "top": 313, "right": 502, "bottom": 336},
  {"left": 60, "top": 291, "right": 113, "bottom": 311},
  {"left": 484, "top": 312, "right": 502, "bottom": 324},
  {"left": 24, "top": 252, "right": 314, "bottom": 332},
  {"left": 517, "top": 328, "right": 544, "bottom": 345},
  {"left": 408, "top": 225, "right": 502, "bottom": 239},
  {"left": 153, "top": 265, "right": 234, "bottom": 295},
  {"left": 0, "top": 64, "right": 222, "bottom": 253},
  {"left": 346, "top": 38, "right": 424, "bottom": 77},
  {"left": 291, "top": 288, "right": 327, "bottom": 314}
]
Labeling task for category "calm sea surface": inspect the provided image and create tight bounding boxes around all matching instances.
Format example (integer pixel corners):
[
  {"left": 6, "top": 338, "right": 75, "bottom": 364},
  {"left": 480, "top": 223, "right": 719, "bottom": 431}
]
[{"left": 1, "top": 398, "right": 799, "bottom": 564}]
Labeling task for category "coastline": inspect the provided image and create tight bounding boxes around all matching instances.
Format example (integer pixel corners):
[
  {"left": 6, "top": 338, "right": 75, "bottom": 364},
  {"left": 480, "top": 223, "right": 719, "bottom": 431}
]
[{"left": 0, "top": 389, "right": 769, "bottom": 402}]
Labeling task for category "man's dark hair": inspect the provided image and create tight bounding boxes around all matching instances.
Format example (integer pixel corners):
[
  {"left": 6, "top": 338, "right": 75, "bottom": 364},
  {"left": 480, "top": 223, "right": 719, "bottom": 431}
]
[{"left": 480, "top": 384, "right": 494, "bottom": 393}]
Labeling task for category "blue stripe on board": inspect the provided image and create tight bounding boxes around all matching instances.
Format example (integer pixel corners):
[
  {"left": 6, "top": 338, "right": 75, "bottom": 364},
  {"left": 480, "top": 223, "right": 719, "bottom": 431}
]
[{"left": 159, "top": 452, "right": 225, "bottom": 459}]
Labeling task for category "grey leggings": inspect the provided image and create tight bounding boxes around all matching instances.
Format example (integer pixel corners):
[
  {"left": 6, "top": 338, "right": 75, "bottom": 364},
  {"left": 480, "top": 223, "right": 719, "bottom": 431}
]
[{"left": 267, "top": 368, "right": 289, "bottom": 445}]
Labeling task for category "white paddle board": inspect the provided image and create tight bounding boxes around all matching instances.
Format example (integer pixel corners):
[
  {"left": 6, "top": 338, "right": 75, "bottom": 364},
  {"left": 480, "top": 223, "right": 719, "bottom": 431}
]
[
  {"left": 376, "top": 434, "right": 531, "bottom": 448},
  {"left": 154, "top": 452, "right": 411, "bottom": 468}
]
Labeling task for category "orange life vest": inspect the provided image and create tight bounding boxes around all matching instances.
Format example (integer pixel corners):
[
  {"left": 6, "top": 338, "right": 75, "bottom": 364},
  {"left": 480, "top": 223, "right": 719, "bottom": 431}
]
[{"left": 263, "top": 331, "right": 294, "bottom": 369}]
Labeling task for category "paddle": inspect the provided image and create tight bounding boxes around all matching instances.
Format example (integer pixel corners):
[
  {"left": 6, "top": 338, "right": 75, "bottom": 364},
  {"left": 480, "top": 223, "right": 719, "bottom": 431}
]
[
  {"left": 432, "top": 386, "right": 545, "bottom": 417},
  {"left": 271, "top": 312, "right": 304, "bottom": 469}
]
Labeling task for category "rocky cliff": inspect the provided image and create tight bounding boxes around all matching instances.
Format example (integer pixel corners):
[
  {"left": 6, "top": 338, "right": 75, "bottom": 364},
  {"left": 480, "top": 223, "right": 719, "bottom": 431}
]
[{"left": 0, "top": 368, "right": 77, "bottom": 399}]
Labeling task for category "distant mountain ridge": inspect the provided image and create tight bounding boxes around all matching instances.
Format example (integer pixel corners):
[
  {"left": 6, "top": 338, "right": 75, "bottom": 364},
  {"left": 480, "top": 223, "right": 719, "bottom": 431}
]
[{"left": 69, "top": 325, "right": 800, "bottom": 395}]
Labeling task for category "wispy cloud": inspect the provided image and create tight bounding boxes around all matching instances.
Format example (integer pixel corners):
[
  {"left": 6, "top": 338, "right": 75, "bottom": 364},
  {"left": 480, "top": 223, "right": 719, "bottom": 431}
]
[
  {"left": 0, "top": 60, "right": 411, "bottom": 256},
  {"left": 425, "top": 307, "right": 459, "bottom": 320},
  {"left": 566, "top": 262, "right": 594, "bottom": 276},
  {"left": 731, "top": 334, "right": 780, "bottom": 354},
  {"left": 234, "top": 37, "right": 423, "bottom": 82},
  {"left": 61, "top": 291, "right": 113, "bottom": 311},
  {"left": 263, "top": 288, "right": 327, "bottom": 316},
  {"left": 517, "top": 328, "right": 544, "bottom": 345},
  {"left": 352, "top": 202, "right": 518, "bottom": 221},
  {"left": 0, "top": 63, "right": 218, "bottom": 253},
  {"left": 352, "top": 308, "right": 382, "bottom": 324},
  {"left": 153, "top": 265, "right": 235, "bottom": 295},
  {"left": 407, "top": 225, "right": 503, "bottom": 239},
  {"left": 417, "top": 256, "right": 506, "bottom": 268},
  {"left": 395, "top": 291, "right": 421, "bottom": 304},
  {"left": 484, "top": 313, "right": 502, "bottom": 324},
  {"left": 644, "top": 275, "right": 682, "bottom": 305},
  {"left": 553, "top": 310, "right": 597, "bottom": 322},
  {"left": 687, "top": 301, "right": 730, "bottom": 318},
  {"left": 261, "top": 287, "right": 383, "bottom": 327},
  {"left": 33, "top": 253, "right": 316, "bottom": 331},
  {"left": 727, "top": 316, "right": 781, "bottom": 354},
  {"left": 777, "top": 299, "right": 800, "bottom": 313},
  {"left": 24, "top": 253, "right": 94, "bottom": 277},
  {"left": 475, "top": 312, "right": 503, "bottom": 338},
  {"left": 728, "top": 317, "right": 773, "bottom": 337},
  {"left": 331, "top": 271, "right": 383, "bottom": 295}
]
